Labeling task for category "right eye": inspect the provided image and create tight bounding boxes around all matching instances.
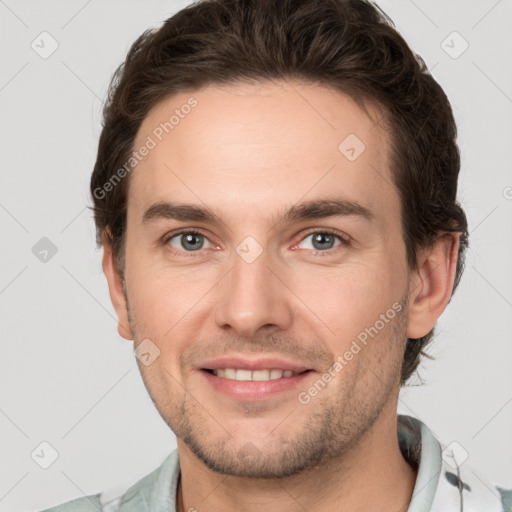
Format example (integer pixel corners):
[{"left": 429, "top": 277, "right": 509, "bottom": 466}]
[{"left": 164, "top": 230, "right": 215, "bottom": 253}]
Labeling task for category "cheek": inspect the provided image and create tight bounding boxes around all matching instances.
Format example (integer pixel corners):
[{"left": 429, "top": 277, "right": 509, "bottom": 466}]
[
  {"left": 291, "top": 260, "right": 398, "bottom": 338},
  {"left": 126, "top": 245, "right": 196, "bottom": 316},
  {"left": 125, "top": 259, "right": 217, "bottom": 369}
]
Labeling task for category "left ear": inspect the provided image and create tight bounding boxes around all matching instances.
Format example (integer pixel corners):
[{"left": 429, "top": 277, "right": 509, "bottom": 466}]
[{"left": 406, "top": 232, "right": 460, "bottom": 339}]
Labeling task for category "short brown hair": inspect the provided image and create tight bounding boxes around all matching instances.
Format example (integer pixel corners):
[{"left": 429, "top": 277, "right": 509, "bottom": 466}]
[{"left": 90, "top": 0, "right": 469, "bottom": 386}]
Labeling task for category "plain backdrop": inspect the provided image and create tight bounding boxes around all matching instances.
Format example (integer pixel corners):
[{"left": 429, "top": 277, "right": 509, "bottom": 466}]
[{"left": 1, "top": 1, "right": 511, "bottom": 511}]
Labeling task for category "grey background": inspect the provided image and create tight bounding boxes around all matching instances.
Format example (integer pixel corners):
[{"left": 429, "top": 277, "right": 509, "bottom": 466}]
[{"left": 1, "top": 1, "right": 511, "bottom": 511}]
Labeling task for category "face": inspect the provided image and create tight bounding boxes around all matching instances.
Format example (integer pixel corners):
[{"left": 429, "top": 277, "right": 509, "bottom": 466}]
[{"left": 115, "top": 80, "right": 414, "bottom": 477}]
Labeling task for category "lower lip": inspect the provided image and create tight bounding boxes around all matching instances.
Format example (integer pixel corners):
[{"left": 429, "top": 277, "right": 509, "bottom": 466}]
[{"left": 200, "top": 369, "right": 314, "bottom": 400}]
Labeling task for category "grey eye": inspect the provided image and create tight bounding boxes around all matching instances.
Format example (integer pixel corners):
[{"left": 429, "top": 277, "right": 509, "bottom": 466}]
[
  {"left": 299, "top": 232, "right": 342, "bottom": 251},
  {"left": 169, "top": 232, "right": 211, "bottom": 251}
]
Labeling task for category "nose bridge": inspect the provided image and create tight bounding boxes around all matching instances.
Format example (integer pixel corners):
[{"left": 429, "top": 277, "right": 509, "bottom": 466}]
[{"left": 214, "top": 239, "right": 292, "bottom": 336}]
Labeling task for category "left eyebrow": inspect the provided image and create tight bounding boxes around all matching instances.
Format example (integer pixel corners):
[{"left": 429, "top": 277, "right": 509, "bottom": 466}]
[
  {"left": 274, "top": 197, "right": 375, "bottom": 226},
  {"left": 141, "top": 197, "right": 375, "bottom": 227}
]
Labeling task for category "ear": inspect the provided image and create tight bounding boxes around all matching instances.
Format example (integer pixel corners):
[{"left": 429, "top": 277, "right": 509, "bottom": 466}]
[
  {"left": 406, "top": 232, "right": 460, "bottom": 339},
  {"left": 101, "top": 231, "right": 134, "bottom": 340}
]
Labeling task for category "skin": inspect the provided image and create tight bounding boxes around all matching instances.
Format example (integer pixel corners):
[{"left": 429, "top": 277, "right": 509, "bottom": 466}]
[{"left": 102, "top": 79, "right": 460, "bottom": 512}]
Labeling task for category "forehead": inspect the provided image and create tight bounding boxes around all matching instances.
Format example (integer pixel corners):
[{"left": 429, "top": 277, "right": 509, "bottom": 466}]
[{"left": 129, "top": 80, "right": 398, "bottom": 230}]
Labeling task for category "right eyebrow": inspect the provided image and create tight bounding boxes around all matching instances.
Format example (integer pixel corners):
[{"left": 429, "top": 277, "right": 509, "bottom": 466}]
[{"left": 142, "top": 202, "right": 221, "bottom": 225}]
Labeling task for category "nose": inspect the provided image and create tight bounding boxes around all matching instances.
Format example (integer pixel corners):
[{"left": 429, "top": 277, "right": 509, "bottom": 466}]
[{"left": 214, "top": 245, "right": 293, "bottom": 338}]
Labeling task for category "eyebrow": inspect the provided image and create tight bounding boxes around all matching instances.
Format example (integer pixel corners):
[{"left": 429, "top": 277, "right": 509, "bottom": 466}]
[{"left": 141, "top": 197, "right": 375, "bottom": 227}]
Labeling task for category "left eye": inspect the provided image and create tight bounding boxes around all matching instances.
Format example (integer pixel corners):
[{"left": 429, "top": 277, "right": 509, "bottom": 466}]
[{"left": 297, "top": 232, "right": 343, "bottom": 251}]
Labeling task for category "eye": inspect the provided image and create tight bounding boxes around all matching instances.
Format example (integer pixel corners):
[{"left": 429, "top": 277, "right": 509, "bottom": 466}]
[
  {"left": 165, "top": 231, "right": 214, "bottom": 252},
  {"left": 296, "top": 230, "right": 347, "bottom": 253},
  {"left": 162, "top": 228, "right": 349, "bottom": 257}
]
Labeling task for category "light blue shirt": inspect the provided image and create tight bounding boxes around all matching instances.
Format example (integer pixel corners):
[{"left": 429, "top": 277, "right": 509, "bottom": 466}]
[{"left": 41, "top": 414, "right": 512, "bottom": 512}]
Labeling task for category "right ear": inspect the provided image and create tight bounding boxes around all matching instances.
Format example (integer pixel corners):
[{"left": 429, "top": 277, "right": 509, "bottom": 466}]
[{"left": 101, "top": 231, "right": 134, "bottom": 340}]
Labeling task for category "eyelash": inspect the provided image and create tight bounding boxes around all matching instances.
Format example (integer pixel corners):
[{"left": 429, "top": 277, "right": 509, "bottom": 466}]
[{"left": 162, "top": 228, "right": 350, "bottom": 258}]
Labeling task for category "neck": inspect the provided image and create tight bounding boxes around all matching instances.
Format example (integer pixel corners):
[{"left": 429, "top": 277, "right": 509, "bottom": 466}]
[{"left": 176, "top": 413, "right": 417, "bottom": 512}]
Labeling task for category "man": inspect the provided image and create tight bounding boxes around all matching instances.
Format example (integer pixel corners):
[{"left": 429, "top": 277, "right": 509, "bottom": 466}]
[{"left": 42, "top": 0, "right": 511, "bottom": 511}]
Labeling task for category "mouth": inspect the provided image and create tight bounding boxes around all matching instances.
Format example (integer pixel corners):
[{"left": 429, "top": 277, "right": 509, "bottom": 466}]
[
  {"left": 199, "top": 367, "right": 314, "bottom": 400},
  {"left": 202, "top": 368, "right": 309, "bottom": 381}
]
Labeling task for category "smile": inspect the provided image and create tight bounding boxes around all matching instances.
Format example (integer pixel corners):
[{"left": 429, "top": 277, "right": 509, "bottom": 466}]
[
  {"left": 201, "top": 368, "right": 314, "bottom": 400},
  {"left": 207, "top": 368, "right": 305, "bottom": 381}
]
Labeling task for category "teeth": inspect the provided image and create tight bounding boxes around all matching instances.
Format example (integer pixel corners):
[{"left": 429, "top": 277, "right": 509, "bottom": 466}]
[
  {"left": 211, "top": 368, "right": 300, "bottom": 381},
  {"left": 252, "top": 370, "right": 270, "bottom": 381},
  {"left": 235, "top": 369, "right": 252, "bottom": 381},
  {"left": 224, "top": 368, "right": 236, "bottom": 379},
  {"left": 270, "top": 369, "right": 283, "bottom": 379}
]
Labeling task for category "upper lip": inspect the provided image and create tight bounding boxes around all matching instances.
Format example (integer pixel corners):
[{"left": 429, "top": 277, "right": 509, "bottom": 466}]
[{"left": 200, "top": 356, "right": 310, "bottom": 372}]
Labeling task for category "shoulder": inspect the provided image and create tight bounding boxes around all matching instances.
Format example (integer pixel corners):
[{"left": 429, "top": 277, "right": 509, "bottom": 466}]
[
  {"left": 39, "top": 494, "right": 103, "bottom": 512},
  {"left": 397, "top": 415, "right": 512, "bottom": 512},
  {"left": 432, "top": 457, "right": 512, "bottom": 512},
  {"left": 424, "top": 427, "right": 512, "bottom": 512},
  {"left": 39, "top": 450, "right": 180, "bottom": 512}
]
